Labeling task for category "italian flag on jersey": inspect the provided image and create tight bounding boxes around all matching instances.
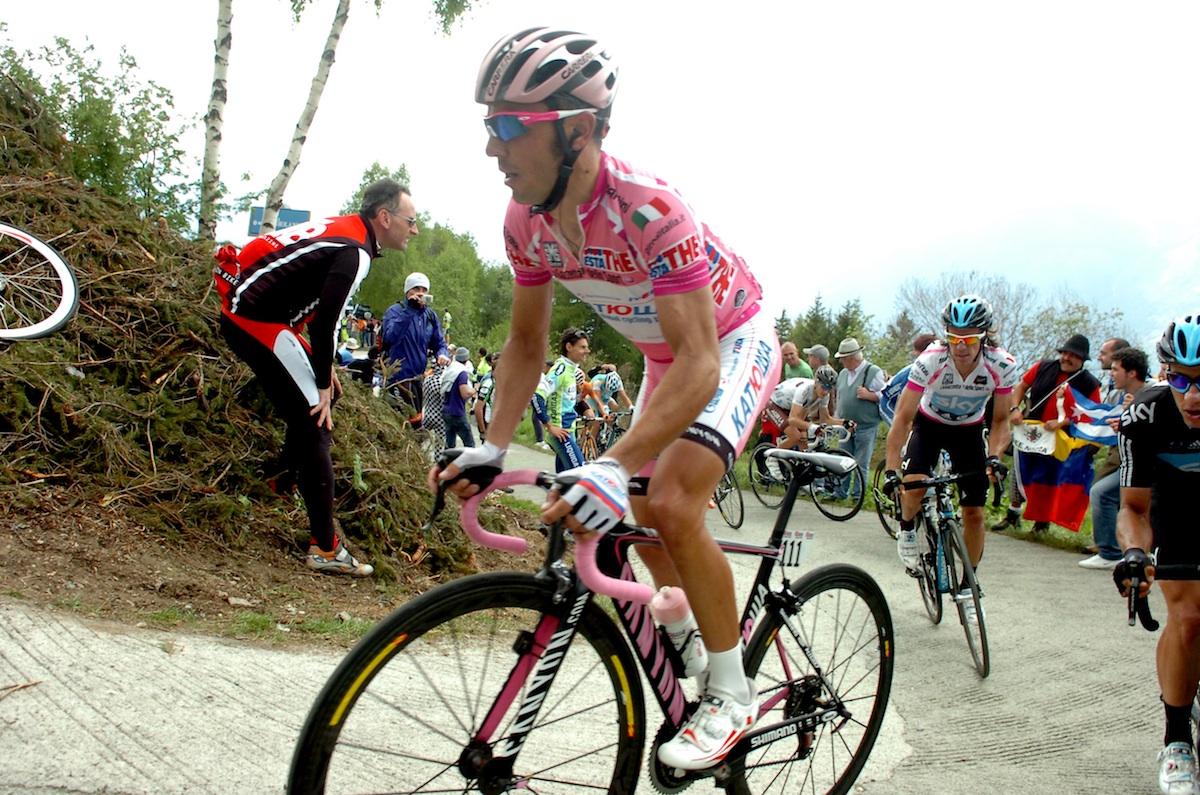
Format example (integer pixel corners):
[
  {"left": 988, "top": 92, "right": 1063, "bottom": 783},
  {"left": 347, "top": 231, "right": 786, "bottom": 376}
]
[{"left": 632, "top": 197, "right": 671, "bottom": 230}]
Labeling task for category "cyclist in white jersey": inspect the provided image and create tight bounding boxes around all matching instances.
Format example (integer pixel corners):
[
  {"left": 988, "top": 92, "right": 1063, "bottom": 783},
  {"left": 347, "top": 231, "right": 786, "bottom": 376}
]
[
  {"left": 763, "top": 366, "right": 848, "bottom": 450},
  {"left": 431, "top": 28, "right": 781, "bottom": 771},
  {"left": 884, "top": 296, "right": 1017, "bottom": 613}
]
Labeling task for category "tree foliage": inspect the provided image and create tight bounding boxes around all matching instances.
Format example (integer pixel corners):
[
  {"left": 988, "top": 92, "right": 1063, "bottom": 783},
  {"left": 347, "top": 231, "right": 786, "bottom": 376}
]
[
  {"left": 1, "top": 33, "right": 195, "bottom": 234},
  {"left": 782, "top": 295, "right": 876, "bottom": 371},
  {"left": 888, "top": 271, "right": 1130, "bottom": 370}
]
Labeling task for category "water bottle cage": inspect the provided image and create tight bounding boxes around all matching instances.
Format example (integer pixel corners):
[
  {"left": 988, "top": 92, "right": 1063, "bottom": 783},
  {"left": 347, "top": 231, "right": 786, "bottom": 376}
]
[{"left": 657, "top": 625, "right": 687, "bottom": 679}]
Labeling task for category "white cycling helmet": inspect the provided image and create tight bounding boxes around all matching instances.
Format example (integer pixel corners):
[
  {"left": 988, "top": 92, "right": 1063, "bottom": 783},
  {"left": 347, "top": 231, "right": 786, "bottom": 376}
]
[{"left": 476, "top": 28, "right": 618, "bottom": 111}]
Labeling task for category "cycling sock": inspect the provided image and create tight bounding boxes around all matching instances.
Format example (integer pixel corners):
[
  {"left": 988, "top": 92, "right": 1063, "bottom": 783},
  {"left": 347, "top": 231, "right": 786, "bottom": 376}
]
[
  {"left": 706, "top": 644, "right": 751, "bottom": 703},
  {"left": 899, "top": 518, "right": 915, "bottom": 534},
  {"left": 1164, "top": 698, "right": 1193, "bottom": 746}
]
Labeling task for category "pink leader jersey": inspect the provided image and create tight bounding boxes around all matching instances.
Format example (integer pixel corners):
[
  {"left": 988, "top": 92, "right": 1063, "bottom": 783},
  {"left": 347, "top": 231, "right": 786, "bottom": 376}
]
[
  {"left": 905, "top": 342, "right": 1020, "bottom": 426},
  {"left": 504, "top": 152, "right": 763, "bottom": 362}
]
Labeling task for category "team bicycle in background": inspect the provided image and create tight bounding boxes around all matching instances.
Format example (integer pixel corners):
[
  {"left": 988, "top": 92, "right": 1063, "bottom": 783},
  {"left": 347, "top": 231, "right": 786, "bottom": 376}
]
[{"left": 0, "top": 223, "right": 79, "bottom": 340}]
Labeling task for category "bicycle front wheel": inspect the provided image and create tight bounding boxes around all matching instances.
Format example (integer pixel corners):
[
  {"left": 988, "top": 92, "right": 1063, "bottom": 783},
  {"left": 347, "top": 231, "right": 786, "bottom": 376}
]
[
  {"left": 580, "top": 431, "right": 600, "bottom": 463},
  {"left": 944, "top": 519, "right": 989, "bottom": 678},
  {"left": 748, "top": 443, "right": 788, "bottom": 510},
  {"left": 809, "top": 449, "right": 865, "bottom": 521},
  {"left": 871, "top": 461, "right": 900, "bottom": 539},
  {"left": 715, "top": 469, "right": 745, "bottom": 529},
  {"left": 917, "top": 515, "right": 943, "bottom": 624},
  {"left": 0, "top": 223, "right": 79, "bottom": 340},
  {"left": 288, "top": 573, "right": 645, "bottom": 794},
  {"left": 736, "top": 564, "right": 895, "bottom": 795}
]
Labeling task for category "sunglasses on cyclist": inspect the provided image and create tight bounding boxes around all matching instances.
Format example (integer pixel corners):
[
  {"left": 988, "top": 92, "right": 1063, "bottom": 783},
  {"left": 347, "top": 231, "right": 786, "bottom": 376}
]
[
  {"left": 483, "top": 109, "right": 596, "bottom": 142},
  {"left": 946, "top": 331, "right": 986, "bottom": 346},
  {"left": 1165, "top": 370, "right": 1200, "bottom": 393}
]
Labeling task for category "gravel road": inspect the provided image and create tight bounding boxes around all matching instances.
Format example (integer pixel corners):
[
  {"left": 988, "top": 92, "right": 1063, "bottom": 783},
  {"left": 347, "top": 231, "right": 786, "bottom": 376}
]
[{"left": 0, "top": 443, "right": 1169, "bottom": 794}]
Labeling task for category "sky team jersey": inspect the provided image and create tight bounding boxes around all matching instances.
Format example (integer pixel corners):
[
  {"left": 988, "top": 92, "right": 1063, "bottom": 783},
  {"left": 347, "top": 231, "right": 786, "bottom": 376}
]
[
  {"left": 906, "top": 343, "right": 1019, "bottom": 426},
  {"left": 1119, "top": 383, "right": 1200, "bottom": 538},
  {"left": 504, "top": 152, "right": 763, "bottom": 362}
]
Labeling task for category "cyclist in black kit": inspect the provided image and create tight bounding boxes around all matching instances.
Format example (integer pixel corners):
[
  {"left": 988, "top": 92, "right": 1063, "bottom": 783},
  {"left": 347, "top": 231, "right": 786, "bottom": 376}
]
[
  {"left": 216, "top": 178, "right": 418, "bottom": 576},
  {"left": 1113, "top": 313, "right": 1200, "bottom": 795}
]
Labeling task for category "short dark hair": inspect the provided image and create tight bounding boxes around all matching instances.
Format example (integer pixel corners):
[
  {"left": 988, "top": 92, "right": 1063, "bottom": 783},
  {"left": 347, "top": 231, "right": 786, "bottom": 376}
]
[
  {"left": 1111, "top": 346, "right": 1148, "bottom": 381},
  {"left": 359, "top": 178, "right": 410, "bottom": 217},
  {"left": 913, "top": 334, "right": 938, "bottom": 354},
  {"left": 479, "top": 347, "right": 488, "bottom": 356},
  {"left": 559, "top": 327, "right": 588, "bottom": 355}
]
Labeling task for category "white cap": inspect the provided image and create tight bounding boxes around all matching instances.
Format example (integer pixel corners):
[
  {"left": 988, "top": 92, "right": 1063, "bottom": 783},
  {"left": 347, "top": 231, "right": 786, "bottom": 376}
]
[{"left": 404, "top": 272, "right": 430, "bottom": 295}]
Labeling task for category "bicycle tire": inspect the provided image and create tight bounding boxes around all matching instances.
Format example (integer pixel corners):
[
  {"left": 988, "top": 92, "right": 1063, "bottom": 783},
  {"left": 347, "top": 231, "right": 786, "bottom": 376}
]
[
  {"left": 809, "top": 449, "right": 865, "bottom": 521},
  {"left": 917, "top": 513, "right": 943, "bottom": 625},
  {"left": 580, "top": 431, "right": 600, "bottom": 463},
  {"left": 735, "top": 563, "right": 894, "bottom": 795},
  {"left": 715, "top": 469, "right": 745, "bottom": 530},
  {"left": 944, "top": 519, "right": 990, "bottom": 678},
  {"left": 748, "top": 443, "right": 788, "bottom": 510},
  {"left": 872, "top": 460, "right": 900, "bottom": 539},
  {"left": 0, "top": 223, "right": 79, "bottom": 340},
  {"left": 288, "top": 572, "right": 645, "bottom": 794}
]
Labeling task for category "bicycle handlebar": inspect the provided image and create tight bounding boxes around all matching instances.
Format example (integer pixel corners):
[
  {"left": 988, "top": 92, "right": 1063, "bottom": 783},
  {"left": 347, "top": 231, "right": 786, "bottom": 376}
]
[
  {"left": 1126, "top": 564, "right": 1200, "bottom": 631},
  {"left": 456, "top": 470, "right": 656, "bottom": 605},
  {"left": 898, "top": 469, "right": 1006, "bottom": 508}
]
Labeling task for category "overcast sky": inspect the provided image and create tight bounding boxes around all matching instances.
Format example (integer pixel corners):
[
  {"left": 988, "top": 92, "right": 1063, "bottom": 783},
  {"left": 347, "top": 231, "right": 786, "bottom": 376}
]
[{"left": 6, "top": 0, "right": 1200, "bottom": 352}]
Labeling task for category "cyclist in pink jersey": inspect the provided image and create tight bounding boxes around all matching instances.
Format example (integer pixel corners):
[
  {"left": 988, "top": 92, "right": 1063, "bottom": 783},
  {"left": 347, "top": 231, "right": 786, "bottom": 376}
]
[{"left": 430, "top": 28, "right": 781, "bottom": 770}]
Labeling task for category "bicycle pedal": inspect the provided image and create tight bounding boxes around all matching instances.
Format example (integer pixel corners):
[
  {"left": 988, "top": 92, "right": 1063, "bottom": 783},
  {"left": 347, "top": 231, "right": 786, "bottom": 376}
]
[{"left": 905, "top": 567, "right": 922, "bottom": 579}]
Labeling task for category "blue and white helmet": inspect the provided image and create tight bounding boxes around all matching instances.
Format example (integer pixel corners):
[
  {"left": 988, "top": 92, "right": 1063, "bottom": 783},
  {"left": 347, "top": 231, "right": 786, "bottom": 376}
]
[
  {"left": 942, "top": 294, "right": 993, "bottom": 331},
  {"left": 1158, "top": 313, "right": 1200, "bottom": 366}
]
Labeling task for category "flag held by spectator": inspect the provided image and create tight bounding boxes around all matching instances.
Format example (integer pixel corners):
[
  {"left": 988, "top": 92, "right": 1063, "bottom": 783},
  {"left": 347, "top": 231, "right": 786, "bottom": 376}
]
[{"left": 1066, "top": 387, "right": 1122, "bottom": 446}]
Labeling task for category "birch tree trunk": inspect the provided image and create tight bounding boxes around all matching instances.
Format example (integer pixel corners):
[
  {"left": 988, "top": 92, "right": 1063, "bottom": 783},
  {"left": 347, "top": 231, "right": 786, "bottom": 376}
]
[
  {"left": 260, "top": 0, "right": 350, "bottom": 233},
  {"left": 198, "top": 0, "right": 233, "bottom": 241}
]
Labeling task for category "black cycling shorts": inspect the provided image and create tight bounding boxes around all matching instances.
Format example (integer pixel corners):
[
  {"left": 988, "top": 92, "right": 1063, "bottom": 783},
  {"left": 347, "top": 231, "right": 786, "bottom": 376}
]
[{"left": 901, "top": 412, "right": 989, "bottom": 507}]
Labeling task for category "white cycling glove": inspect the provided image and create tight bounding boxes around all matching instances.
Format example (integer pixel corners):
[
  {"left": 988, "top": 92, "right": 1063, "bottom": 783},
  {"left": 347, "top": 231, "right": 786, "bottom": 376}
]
[
  {"left": 558, "top": 457, "right": 631, "bottom": 534},
  {"left": 440, "top": 441, "right": 507, "bottom": 487}
]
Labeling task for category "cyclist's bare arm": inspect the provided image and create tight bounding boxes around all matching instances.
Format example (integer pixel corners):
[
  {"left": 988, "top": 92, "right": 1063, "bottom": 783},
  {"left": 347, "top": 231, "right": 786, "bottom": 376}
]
[
  {"left": 434, "top": 280, "right": 553, "bottom": 494},
  {"left": 886, "top": 387, "right": 921, "bottom": 473},
  {"left": 987, "top": 391, "right": 1012, "bottom": 464},
  {"left": 545, "top": 286, "right": 719, "bottom": 521},
  {"left": 1116, "top": 485, "right": 1155, "bottom": 596}
]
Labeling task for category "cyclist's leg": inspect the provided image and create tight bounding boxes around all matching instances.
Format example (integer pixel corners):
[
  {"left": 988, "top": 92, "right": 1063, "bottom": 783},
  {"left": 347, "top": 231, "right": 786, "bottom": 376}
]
[{"left": 946, "top": 422, "right": 991, "bottom": 567}]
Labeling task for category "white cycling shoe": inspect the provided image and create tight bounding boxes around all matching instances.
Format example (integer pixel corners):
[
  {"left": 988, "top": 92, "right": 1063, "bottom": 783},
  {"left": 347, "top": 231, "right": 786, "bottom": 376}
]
[{"left": 657, "top": 679, "right": 758, "bottom": 771}]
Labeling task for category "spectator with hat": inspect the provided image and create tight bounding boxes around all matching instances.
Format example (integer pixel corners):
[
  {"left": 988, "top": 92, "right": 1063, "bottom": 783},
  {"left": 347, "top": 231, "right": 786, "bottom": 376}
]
[
  {"left": 804, "top": 343, "right": 831, "bottom": 372},
  {"left": 833, "top": 337, "right": 887, "bottom": 501},
  {"left": 442, "top": 346, "right": 477, "bottom": 449},
  {"left": 380, "top": 271, "right": 450, "bottom": 429},
  {"left": 994, "top": 333, "right": 1102, "bottom": 533}
]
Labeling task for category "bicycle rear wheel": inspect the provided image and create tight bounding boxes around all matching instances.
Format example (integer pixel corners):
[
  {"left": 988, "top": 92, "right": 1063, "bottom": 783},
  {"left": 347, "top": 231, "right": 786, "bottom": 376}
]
[
  {"left": 872, "top": 460, "right": 900, "bottom": 539},
  {"left": 736, "top": 564, "right": 894, "bottom": 795},
  {"left": 715, "top": 469, "right": 744, "bottom": 529},
  {"left": 0, "top": 223, "right": 78, "bottom": 340},
  {"left": 917, "top": 515, "right": 943, "bottom": 624},
  {"left": 288, "top": 573, "right": 645, "bottom": 794},
  {"left": 748, "top": 443, "right": 789, "bottom": 510},
  {"left": 809, "top": 449, "right": 865, "bottom": 521},
  {"left": 944, "top": 519, "right": 989, "bottom": 678}
]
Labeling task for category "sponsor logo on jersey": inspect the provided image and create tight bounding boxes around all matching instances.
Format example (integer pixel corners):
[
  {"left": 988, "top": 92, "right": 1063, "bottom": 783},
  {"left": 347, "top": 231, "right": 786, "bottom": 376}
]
[
  {"left": 733, "top": 289, "right": 747, "bottom": 309},
  {"left": 632, "top": 197, "right": 672, "bottom": 230},
  {"left": 708, "top": 243, "right": 737, "bottom": 305},
  {"left": 732, "top": 339, "right": 777, "bottom": 436},
  {"left": 650, "top": 234, "right": 704, "bottom": 275},
  {"left": 604, "top": 185, "right": 631, "bottom": 215},
  {"left": 643, "top": 215, "right": 685, "bottom": 258},
  {"left": 706, "top": 386, "right": 725, "bottom": 412},
  {"left": 974, "top": 375, "right": 988, "bottom": 385},
  {"left": 582, "top": 247, "right": 638, "bottom": 275},
  {"left": 942, "top": 371, "right": 955, "bottom": 386},
  {"left": 508, "top": 247, "right": 537, "bottom": 270},
  {"left": 587, "top": 301, "right": 658, "bottom": 320},
  {"left": 543, "top": 241, "right": 563, "bottom": 268}
]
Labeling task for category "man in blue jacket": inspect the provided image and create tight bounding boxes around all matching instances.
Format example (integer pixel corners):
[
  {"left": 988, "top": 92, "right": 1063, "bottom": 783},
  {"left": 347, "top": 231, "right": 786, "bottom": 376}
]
[{"left": 381, "top": 271, "right": 449, "bottom": 428}]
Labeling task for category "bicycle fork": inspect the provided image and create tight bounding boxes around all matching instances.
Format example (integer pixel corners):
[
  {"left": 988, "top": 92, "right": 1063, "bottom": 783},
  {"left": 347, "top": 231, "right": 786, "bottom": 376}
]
[{"left": 465, "top": 589, "right": 592, "bottom": 792}]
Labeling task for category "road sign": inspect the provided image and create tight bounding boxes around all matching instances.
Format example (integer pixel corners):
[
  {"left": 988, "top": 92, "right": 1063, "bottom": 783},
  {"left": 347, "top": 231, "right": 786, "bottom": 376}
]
[{"left": 247, "top": 207, "right": 312, "bottom": 236}]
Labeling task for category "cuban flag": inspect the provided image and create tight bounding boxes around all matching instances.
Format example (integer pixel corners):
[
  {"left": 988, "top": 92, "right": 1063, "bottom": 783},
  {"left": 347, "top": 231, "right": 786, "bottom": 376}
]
[{"left": 1065, "top": 387, "right": 1122, "bottom": 446}]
